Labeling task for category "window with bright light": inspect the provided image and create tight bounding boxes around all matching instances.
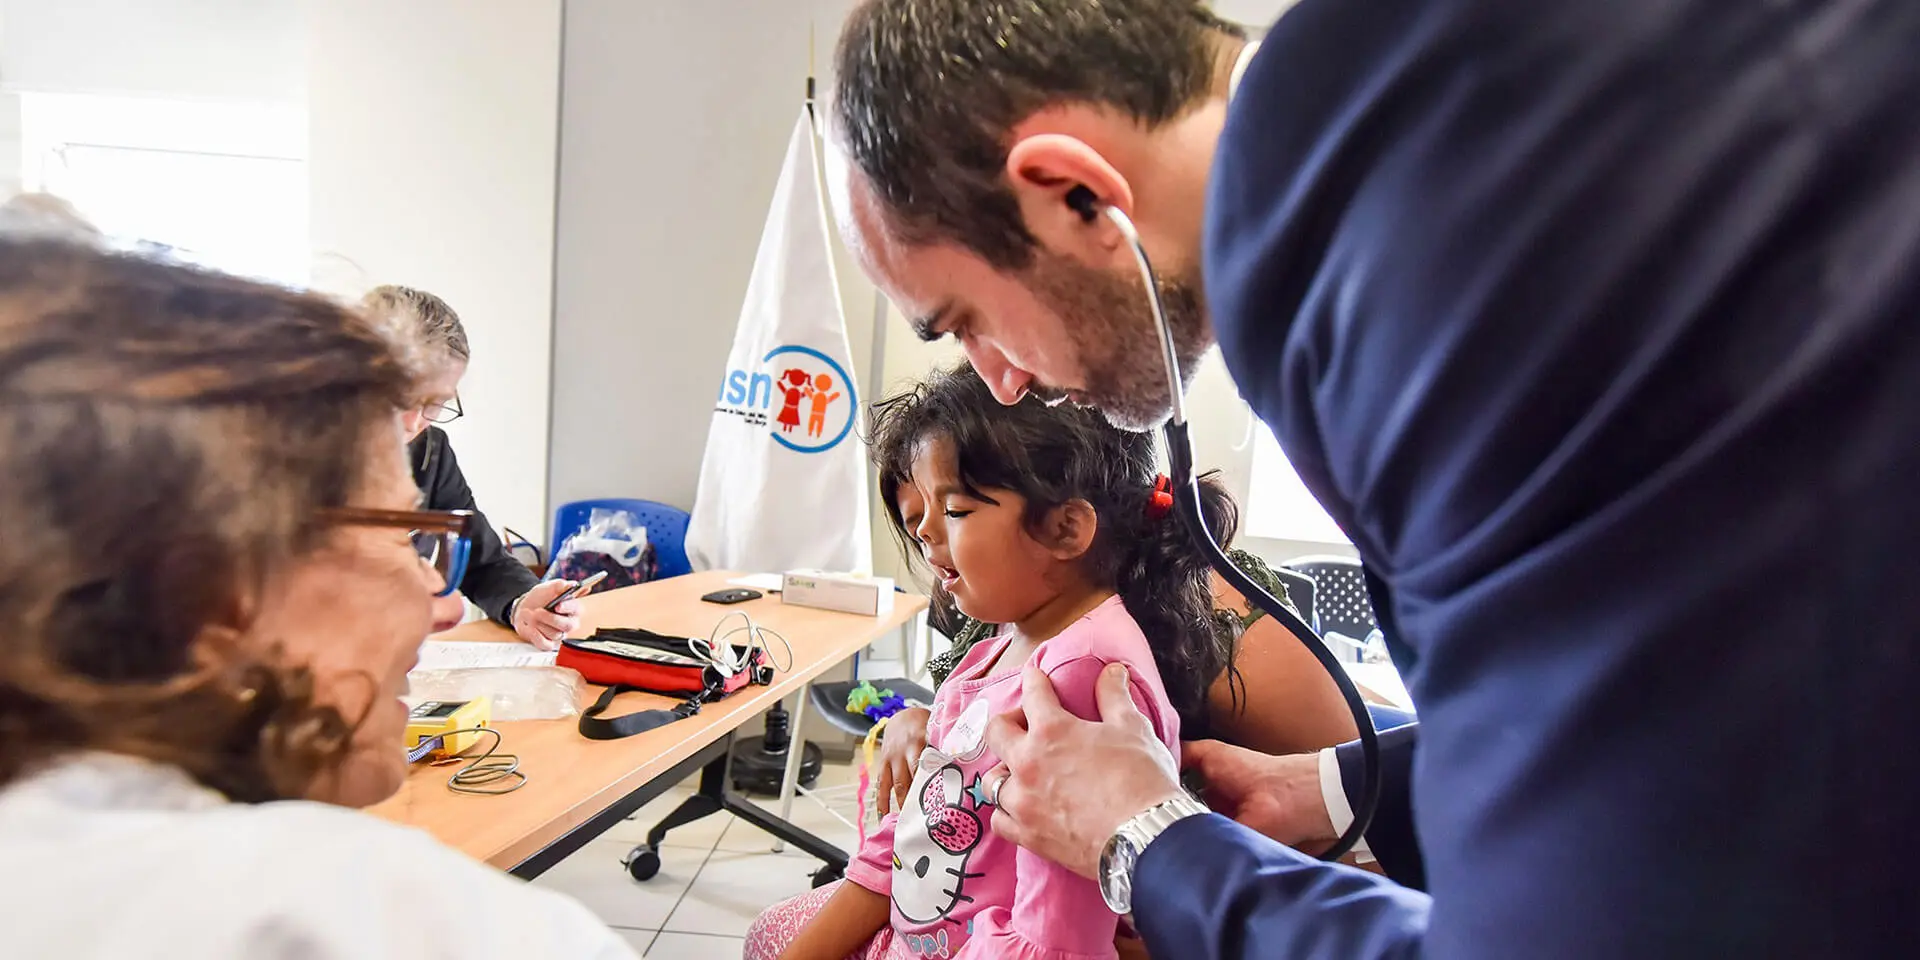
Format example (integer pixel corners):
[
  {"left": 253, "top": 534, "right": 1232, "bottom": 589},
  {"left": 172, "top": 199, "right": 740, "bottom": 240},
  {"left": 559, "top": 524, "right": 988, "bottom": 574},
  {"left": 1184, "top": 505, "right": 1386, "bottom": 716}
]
[
  {"left": 1245, "top": 423, "right": 1351, "bottom": 545},
  {"left": 19, "top": 93, "right": 307, "bottom": 286}
]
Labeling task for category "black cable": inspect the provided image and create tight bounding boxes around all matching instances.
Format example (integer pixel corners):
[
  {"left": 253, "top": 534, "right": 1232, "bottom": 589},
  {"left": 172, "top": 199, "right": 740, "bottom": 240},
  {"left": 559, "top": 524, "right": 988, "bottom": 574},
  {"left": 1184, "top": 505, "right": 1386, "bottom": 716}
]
[
  {"left": 431, "top": 726, "right": 527, "bottom": 796},
  {"left": 1163, "top": 420, "right": 1380, "bottom": 861}
]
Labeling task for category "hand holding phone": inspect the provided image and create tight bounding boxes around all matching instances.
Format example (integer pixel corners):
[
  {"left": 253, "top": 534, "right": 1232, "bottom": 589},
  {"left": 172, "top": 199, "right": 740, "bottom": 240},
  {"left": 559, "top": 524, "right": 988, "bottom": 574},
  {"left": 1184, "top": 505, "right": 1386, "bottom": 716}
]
[{"left": 545, "top": 570, "right": 610, "bottom": 612}]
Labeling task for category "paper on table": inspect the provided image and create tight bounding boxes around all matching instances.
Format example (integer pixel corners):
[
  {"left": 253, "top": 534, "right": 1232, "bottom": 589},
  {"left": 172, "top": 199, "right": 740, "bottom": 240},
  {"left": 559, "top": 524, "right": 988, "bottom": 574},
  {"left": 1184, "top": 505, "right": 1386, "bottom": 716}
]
[
  {"left": 413, "top": 639, "right": 557, "bottom": 672},
  {"left": 726, "top": 573, "right": 785, "bottom": 592}
]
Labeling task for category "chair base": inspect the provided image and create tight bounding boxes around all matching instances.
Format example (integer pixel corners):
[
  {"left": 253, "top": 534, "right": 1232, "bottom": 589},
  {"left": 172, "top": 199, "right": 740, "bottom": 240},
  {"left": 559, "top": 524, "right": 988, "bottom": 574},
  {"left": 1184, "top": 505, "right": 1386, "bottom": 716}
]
[{"left": 728, "top": 735, "right": 822, "bottom": 795}]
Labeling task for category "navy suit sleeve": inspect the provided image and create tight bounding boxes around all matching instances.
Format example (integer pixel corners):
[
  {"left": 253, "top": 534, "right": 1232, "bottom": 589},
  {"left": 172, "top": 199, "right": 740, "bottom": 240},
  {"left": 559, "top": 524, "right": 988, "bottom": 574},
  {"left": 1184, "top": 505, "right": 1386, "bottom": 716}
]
[
  {"left": 1133, "top": 814, "right": 1428, "bottom": 959},
  {"left": 1200, "top": 1, "right": 1920, "bottom": 957},
  {"left": 1336, "top": 723, "right": 1423, "bottom": 890}
]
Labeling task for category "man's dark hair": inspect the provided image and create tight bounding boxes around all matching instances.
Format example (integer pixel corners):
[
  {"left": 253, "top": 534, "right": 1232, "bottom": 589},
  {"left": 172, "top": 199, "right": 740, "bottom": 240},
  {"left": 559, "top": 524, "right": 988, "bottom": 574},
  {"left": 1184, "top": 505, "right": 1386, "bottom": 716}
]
[{"left": 833, "top": 0, "right": 1245, "bottom": 270}]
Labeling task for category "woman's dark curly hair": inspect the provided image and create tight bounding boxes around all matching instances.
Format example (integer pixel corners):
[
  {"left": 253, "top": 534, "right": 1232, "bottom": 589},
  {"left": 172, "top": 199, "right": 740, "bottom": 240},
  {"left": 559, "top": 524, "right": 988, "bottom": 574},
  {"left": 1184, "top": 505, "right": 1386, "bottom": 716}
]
[{"left": 869, "top": 363, "right": 1242, "bottom": 734}]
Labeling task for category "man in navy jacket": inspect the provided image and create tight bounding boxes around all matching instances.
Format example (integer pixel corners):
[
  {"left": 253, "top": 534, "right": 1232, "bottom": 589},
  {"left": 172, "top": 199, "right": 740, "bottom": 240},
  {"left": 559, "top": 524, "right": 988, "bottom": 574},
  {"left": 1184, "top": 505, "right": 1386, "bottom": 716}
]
[{"left": 829, "top": 0, "right": 1919, "bottom": 956}]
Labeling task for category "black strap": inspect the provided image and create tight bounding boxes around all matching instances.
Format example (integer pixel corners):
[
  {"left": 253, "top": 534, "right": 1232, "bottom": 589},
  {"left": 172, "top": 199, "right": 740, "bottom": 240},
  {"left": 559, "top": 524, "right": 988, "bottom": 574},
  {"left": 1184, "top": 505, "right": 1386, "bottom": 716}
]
[{"left": 577, "top": 683, "right": 716, "bottom": 740}]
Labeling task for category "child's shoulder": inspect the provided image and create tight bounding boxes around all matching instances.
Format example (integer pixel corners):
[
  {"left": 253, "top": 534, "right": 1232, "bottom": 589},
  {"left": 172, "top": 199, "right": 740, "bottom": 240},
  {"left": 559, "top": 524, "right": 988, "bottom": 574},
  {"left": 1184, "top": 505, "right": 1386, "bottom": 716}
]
[
  {"left": 1031, "top": 594, "right": 1152, "bottom": 670},
  {"left": 1029, "top": 596, "right": 1181, "bottom": 746}
]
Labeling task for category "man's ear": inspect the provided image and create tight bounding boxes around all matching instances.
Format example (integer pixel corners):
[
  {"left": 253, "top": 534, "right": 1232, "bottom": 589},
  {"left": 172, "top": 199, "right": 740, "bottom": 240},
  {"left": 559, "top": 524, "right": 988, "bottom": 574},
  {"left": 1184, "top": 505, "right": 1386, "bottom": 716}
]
[
  {"left": 1004, "top": 133, "right": 1133, "bottom": 266},
  {"left": 1039, "top": 499, "right": 1100, "bottom": 560}
]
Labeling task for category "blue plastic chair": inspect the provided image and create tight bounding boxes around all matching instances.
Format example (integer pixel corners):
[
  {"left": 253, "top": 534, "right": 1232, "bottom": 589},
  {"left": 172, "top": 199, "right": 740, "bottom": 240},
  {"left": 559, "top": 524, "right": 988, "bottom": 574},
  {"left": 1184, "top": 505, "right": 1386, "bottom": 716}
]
[
  {"left": 550, "top": 498, "right": 692, "bottom": 580},
  {"left": 1368, "top": 703, "right": 1417, "bottom": 730}
]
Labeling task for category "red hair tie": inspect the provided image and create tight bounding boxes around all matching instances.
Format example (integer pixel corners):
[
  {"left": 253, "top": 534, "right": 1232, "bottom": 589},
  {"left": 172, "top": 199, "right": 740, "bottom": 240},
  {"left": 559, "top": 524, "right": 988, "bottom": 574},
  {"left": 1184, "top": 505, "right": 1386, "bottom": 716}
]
[{"left": 1145, "top": 475, "right": 1174, "bottom": 521}]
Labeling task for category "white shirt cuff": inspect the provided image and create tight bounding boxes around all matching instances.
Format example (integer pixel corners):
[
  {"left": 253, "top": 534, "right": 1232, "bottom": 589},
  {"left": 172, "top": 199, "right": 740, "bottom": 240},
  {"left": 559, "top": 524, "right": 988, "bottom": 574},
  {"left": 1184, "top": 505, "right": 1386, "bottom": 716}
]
[{"left": 1317, "top": 746, "right": 1376, "bottom": 864}]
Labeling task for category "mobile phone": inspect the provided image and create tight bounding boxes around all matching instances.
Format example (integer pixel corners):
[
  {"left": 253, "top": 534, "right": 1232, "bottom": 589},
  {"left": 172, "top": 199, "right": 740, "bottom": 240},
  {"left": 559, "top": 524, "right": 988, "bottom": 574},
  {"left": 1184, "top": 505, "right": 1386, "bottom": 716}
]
[
  {"left": 700, "top": 588, "right": 763, "bottom": 605},
  {"left": 545, "top": 570, "right": 610, "bottom": 612}
]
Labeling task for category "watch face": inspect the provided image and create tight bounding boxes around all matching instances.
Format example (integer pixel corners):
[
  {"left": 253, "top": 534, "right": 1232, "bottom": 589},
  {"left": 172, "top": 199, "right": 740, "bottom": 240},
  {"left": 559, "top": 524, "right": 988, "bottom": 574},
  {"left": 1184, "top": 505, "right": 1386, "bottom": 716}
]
[{"left": 1100, "top": 836, "right": 1140, "bottom": 915}]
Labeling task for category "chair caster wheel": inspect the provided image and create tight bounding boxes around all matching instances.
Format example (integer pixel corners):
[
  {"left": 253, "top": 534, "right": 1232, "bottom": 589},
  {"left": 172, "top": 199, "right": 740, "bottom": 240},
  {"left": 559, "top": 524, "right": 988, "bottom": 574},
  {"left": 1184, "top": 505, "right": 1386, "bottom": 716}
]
[
  {"left": 810, "top": 863, "right": 844, "bottom": 888},
  {"left": 624, "top": 845, "right": 661, "bottom": 881}
]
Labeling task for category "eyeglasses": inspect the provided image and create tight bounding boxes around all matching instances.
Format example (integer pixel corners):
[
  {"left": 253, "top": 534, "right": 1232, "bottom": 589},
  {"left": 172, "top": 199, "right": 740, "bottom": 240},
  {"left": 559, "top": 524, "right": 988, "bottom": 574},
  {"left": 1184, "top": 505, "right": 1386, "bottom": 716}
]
[
  {"left": 323, "top": 507, "right": 476, "bottom": 597},
  {"left": 423, "top": 394, "right": 463, "bottom": 425}
]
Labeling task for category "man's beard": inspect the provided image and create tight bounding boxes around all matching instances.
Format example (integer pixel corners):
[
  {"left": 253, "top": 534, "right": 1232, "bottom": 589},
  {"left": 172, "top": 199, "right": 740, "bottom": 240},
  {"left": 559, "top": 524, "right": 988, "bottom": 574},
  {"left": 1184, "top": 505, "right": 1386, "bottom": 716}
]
[{"left": 1024, "top": 250, "right": 1211, "bottom": 432}]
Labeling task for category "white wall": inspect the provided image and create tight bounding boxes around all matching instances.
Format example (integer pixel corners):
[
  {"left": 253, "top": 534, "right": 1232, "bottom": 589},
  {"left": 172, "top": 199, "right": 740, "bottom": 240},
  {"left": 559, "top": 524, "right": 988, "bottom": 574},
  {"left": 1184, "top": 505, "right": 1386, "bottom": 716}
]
[
  {"left": 1213, "top": 0, "right": 1302, "bottom": 31},
  {"left": 0, "top": 0, "right": 303, "bottom": 102},
  {"left": 549, "top": 0, "right": 875, "bottom": 525},
  {"left": 0, "top": 3, "right": 11, "bottom": 195},
  {"left": 0, "top": 92, "right": 20, "bottom": 197},
  {"left": 307, "top": 0, "right": 562, "bottom": 540}
]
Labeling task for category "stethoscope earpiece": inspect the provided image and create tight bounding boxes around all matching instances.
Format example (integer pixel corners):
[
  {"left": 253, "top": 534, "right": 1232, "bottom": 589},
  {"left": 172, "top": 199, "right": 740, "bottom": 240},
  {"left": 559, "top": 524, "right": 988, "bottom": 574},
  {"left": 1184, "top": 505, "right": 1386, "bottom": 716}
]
[{"left": 1066, "top": 185, "right": 1100, "bottom": 223}]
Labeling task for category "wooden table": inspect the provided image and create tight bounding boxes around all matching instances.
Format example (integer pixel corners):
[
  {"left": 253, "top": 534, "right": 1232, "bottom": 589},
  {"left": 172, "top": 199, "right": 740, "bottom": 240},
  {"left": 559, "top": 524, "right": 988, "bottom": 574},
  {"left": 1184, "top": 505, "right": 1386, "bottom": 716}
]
[{"left": 370, "top": 570, "right": 927, "bottom": 879}]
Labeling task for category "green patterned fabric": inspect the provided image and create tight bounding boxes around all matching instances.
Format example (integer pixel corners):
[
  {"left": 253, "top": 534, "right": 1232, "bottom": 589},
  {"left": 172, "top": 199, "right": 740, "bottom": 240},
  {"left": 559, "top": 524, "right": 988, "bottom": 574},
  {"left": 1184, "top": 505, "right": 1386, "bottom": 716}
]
[
  {"left": 925, "top": 550, "right": 1303, "bottom": 689},
  {"left": 926, "top": 616, "right": 997, "bottom": 688},
  {"left": 1225, "top": 548, "right": 1303, "bottom": 631}
]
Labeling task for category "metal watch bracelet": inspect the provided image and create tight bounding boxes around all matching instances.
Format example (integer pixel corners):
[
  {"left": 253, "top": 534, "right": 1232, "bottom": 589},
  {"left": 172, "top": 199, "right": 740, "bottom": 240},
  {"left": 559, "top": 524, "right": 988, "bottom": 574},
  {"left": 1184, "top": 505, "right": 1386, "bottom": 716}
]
[{"left": 1098, "top": 794, "right": 1210, "bottom": 915}]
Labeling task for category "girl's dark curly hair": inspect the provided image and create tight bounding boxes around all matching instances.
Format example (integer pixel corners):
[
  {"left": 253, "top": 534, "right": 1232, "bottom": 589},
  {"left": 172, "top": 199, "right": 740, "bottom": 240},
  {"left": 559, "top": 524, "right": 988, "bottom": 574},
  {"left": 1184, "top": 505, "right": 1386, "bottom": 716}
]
[{"left": 869, "top": 363, "right": 1242, "bottom": 735}]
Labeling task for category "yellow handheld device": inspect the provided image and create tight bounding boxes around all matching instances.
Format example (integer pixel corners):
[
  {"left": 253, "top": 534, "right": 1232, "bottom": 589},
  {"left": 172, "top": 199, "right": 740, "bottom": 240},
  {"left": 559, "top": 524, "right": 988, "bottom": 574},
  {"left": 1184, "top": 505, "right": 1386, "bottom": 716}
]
[{"left": 405, "top": 697, "right": 491, "bottom": 761}]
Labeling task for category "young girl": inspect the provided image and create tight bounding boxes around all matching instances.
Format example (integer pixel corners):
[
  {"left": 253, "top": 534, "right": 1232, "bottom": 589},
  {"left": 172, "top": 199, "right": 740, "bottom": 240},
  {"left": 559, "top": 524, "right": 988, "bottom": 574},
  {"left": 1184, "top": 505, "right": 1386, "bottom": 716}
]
[{"left": 746, "top": 364, "right": 1241, "bottom": 960}]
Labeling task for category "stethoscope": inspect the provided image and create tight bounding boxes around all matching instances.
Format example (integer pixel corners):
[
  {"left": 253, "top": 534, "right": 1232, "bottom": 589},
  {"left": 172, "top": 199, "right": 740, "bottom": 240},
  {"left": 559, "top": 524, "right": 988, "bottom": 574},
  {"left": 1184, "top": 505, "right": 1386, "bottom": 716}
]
[{"left": 1066, "top": 185, "right": 1381, "bottom": 861}]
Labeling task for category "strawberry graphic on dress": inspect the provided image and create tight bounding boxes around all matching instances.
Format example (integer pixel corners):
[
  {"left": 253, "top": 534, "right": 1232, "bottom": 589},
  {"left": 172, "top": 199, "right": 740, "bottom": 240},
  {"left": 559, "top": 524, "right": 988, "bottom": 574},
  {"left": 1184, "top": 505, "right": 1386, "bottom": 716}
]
[{"left": 924, "top": 768, "right": 983, "bottom": 853}]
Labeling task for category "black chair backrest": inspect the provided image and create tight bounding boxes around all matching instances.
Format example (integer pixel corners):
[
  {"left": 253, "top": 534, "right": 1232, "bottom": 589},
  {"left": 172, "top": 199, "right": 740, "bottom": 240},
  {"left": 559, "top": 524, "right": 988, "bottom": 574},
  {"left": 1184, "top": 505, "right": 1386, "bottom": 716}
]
[{"left": 1282, "top": 556, "right": 1376, "bottom": 642}]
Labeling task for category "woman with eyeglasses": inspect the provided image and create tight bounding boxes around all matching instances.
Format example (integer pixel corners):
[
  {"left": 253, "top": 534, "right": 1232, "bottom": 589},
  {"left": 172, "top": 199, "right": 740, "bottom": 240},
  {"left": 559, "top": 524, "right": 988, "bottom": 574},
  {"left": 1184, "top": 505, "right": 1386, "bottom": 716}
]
[
  {"left": 0, "top": 237, "right": 635, "bottom": 958},
  {"left": 362, "top": 285, "right": 582, "bottom": 650}
]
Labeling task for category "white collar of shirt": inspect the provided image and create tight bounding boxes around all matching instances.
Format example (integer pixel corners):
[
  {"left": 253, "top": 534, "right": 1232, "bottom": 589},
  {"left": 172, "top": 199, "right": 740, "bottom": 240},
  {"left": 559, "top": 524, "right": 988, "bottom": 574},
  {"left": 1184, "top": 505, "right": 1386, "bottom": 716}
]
[
  {"left": 1229, "top": 39, "right": 1262, "bottom": 102},
  {"left": 0, "top": 752, "right": 640, "bottom": 959},
  {"left": 3, "top": 752, "right": 227, "bottom": 814}
]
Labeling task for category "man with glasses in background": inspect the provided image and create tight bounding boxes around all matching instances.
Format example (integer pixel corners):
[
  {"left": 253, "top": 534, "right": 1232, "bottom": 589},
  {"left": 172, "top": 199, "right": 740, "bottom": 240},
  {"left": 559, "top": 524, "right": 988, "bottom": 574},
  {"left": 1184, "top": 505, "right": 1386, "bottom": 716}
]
[{"left": 365, "top": 285, "right": 586, "bottom": 649}]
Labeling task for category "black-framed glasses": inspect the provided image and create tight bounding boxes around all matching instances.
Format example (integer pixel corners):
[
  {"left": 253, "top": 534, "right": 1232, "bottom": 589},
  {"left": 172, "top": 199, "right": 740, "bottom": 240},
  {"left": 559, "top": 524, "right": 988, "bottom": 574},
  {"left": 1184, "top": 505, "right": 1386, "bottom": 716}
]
[
  {"left": 324, "top": 507, "right": 476, "bottom": 597},
  {"left": 423, "top": 393, "right": 463, "bottom": 425}
]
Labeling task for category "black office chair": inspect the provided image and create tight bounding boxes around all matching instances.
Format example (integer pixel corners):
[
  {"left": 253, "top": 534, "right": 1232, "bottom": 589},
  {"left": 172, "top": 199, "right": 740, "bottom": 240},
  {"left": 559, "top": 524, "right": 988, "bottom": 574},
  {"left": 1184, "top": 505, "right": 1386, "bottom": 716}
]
[
  {"left": 808, "top": 678, "right": 936, "bottom": 740},
  {"left": 808, "top": 592, "right": 946, "bottom": 738},
  {"left": 1282, "top": 555, "right": 1376, "bottom": 646}
]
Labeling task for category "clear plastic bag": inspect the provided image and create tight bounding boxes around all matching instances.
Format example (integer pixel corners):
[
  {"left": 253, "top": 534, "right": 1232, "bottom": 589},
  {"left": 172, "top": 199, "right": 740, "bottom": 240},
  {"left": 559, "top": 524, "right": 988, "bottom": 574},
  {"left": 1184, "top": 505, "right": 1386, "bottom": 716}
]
[
  {"left": 549, "top": 508, "right": 657, "bottom": 587},
  {"left": 404, "top": 666, "right": 585, "bottom": 721}
]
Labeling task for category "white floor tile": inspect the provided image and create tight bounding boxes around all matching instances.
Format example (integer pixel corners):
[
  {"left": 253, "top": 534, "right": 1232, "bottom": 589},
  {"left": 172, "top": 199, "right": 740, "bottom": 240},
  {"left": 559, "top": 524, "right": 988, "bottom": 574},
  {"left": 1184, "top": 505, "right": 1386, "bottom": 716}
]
[
  {"left": 645, "top": 931, "right": 745, "bottom": 958},
  {"left": 604, "top": 786, "right": 733, "bottom": 850},
  {"left": 532, "top": 837, "right": 708, "bottom": 930},
  {"left": 614, "top": 928, "right": 656, "bottom": 955},
  {"left": 812, "top": 758, "right": 860, "bottom": 789},
  {"left": 663, "top": 849, "right": 820, "bottom": 937}
]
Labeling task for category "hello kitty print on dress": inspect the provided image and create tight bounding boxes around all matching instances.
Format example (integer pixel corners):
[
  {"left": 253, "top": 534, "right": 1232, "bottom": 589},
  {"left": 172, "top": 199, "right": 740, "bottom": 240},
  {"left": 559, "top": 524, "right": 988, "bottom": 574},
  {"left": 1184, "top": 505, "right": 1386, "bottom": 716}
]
[
  {"left": 891, "top": 756, "right": 989, "bottom": 933},
  {"left": 747, "top": 597, "right": 1184, "bottom": 960}
]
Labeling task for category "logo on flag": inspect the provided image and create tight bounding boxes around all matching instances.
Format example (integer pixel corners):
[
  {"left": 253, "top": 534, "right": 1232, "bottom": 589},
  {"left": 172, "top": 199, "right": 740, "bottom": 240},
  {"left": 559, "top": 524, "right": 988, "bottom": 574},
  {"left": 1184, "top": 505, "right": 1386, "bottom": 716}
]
[{"left": 714, "top": 344, "right": 857, "bottom": 454}]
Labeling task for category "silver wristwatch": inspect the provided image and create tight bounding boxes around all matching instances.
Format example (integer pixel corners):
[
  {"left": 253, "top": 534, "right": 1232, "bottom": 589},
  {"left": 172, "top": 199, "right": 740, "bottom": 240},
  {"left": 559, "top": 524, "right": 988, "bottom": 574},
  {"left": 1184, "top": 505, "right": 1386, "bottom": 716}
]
[{"left": 1097, "top": 794, "right": 1210, "bottom": 915}]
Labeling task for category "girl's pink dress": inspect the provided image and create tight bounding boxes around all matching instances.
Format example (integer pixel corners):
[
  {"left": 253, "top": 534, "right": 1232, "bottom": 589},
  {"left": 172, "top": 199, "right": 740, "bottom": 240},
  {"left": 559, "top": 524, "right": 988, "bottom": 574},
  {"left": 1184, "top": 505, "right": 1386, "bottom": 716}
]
[{"left": 745, "top": 596, "right": 1182, "bottom": 960}]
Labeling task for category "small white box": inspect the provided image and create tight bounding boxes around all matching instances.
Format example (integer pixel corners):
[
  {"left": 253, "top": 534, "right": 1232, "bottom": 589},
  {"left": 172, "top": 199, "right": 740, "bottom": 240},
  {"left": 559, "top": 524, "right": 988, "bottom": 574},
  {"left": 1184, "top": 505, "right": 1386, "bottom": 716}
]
[{"left": 781, "top": 570, "right": 895, "bottom": 616}]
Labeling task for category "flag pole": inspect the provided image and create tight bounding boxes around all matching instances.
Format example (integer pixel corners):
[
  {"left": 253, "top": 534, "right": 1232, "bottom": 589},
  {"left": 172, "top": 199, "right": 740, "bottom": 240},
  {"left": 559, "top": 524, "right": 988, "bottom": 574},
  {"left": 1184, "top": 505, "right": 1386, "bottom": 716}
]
[{"left": 806, "top": 21, "right": 817, "bottom": 118}]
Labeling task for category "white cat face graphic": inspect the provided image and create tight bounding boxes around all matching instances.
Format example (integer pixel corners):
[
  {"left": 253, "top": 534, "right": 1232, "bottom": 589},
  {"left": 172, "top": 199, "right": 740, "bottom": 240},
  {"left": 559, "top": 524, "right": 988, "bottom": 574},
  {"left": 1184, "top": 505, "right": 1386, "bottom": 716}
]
[{"left": 891, "top": 757, "right": 988, "bottom": 925}]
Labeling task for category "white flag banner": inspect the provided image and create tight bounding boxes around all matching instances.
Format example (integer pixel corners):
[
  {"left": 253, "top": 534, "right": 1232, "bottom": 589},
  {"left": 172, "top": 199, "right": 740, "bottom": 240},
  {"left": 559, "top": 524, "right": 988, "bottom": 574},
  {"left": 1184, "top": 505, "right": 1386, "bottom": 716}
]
[{"left": 686, "top": 107, "right": 872, "bottom": 575}]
